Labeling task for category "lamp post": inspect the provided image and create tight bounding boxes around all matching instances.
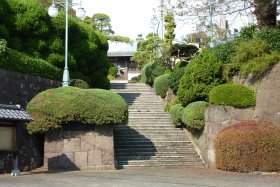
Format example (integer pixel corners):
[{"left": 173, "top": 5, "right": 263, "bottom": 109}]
[
  {"left": 48, "top": 0, "right": 86, "bottom": 87},
  {"left": 209, "top": 0, "right": 214, "bottom": 48}
]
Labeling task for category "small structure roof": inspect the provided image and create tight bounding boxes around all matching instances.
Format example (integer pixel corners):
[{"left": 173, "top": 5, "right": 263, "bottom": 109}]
[
  {"left": 0, "top": 104, "right": 33, "bottom": 121},
  {"left": 107, "top": 41, "right": 137, "bottom": 57}
]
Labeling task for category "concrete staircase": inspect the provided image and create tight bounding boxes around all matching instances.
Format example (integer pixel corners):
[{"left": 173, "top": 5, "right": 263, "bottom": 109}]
[{"left": 111, "top": 83, "right": 205, "bottom": 168}]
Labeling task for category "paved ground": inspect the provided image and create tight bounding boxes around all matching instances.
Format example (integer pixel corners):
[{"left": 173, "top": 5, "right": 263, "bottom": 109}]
[{"left": 0, "top": 168, "right": 279, "bottom": 187}]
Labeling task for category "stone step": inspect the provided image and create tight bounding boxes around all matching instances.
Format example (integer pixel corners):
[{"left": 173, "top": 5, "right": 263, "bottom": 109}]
[
  {"left": 115, "top": 125, "right": 172, "bottom": 128},
  {"left": 114, "top": 134, "right": 186, "bottom": 138},
  {"left": 115, "top": 141, "right": 191, "bottom": 146},
  {"left": 115, "top": 151, "right": 198, "bottom": 156},
  {"left": 111, "top": 83, "right": 205, "bottom": 169},
  {"left": 117, "top": 160, "right": 205, "bottom": 166},
  {"left": 116, "top": 156, "right": 201, "bottom": 162},
  {"left": 115, "top": 148, "right": 198, "bottom": 153}
]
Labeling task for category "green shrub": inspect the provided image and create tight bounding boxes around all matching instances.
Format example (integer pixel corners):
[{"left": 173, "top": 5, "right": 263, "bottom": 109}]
[
  {"left": 153, "top": 74, "right": 170, "bottom": 98},
  {"left": 177, "top": 50, "right": 224, "bottom": 106},
  {"left": 228, "top": 38, "right": 280, "bottom": 80},
  {"left": 240, "top": 51, "right": 280, "bottom": 79},
  {"left": 0, "top": 24, "right": 9, "bottom": 40},
  {"left": 26, "top": 87, "right": 128, "bottom": 134},
  {"left": 238, "top": 25, "right": 258, "bottom": 40},
  {"left": 169, "top": 104, "right": 184, "bottom": 126},
  {"left": 215, "top": 121, "right": 280, "bottom": 172},
  {"left": 209, "top": 84, "right": 256, "bottom": 108},
  {"left": 70, "top": 79, "right": 90, "bottom": 89},
  {"left": 0, "top": 48, "right": 61, "bottom": 81},
  {"left": 168, "top": 67, "right": 184, "bottom": 93},
  {"left": 0, "top": 39, "right": 7, "bottom": 57},
  {"left": 141, "top": 62, "right": 165, "bottom": 85},
  {"left": 1, "top": 0, "right": 110, "bottom": 89},
  {"left": 130, "top": 74, "right": 141, "bottom": 83},
  {"left": 108, "top": 65, "right": 118, "bottom": 77},
  {"left": 181, "top": 101, "right": 208, "bottom": 130},
  {"left": 255, "top": 28, "right": 280, "bottom": 51},
  {"left": 212, "top": 40, "right": 236, "bottom": 64}
]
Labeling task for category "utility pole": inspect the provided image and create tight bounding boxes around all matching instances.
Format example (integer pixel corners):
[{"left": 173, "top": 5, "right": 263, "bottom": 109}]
[
  {"left": 209, "top": 0, "right": 214, "bottom": 48},
  {"left": 160, "top": 0, "right": 164, "bottom": 39}
]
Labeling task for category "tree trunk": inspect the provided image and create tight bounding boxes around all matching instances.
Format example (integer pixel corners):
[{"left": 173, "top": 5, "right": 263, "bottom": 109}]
[{"left": 253, "top": 0, "right": 277, "bottom": 28}]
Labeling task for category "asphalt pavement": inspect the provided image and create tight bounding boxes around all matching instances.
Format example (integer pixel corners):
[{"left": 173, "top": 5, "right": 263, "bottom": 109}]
[{"left": 0, "top": 167, "right": 279, "bottom": 187}]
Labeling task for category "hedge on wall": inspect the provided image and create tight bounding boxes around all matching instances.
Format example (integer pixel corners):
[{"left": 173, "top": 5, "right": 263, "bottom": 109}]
[
  {"left": 209, "top": 84, "right": 256, "bottom": 108},
  {"left": 153, "top": 74, "right": 170, "bottom": 98},
  {"left": 215, "top": 121, "right": 280, "bottom": 172},
  {"left": 169, "top": 104, "right": 184, "bottom": 126},
  {"left": 181, "top": 101, "right": 208, "bottom": 130},
  {"left": 26, "top": 87, "right": 128, "bottom": 134},
  {"left": 0, "top": 0, "right": 110, "bottom": 89},
  {"left": 0, "top": 47, "right": 62, "bottom": 81},
  {"left": 177, "top": 50, "right": 224, "bottom": 106}
]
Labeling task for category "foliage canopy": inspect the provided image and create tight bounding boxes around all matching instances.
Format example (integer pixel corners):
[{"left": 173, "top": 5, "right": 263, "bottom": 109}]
[{"left": 26, "top": 87, "right": 128, "bottom": 134}]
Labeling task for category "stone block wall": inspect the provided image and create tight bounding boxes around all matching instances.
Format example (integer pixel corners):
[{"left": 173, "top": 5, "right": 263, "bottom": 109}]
[
  {"left": 0, "top": 69, "right": 61, "bottom": 107},
  {"left": 254, "top": 64, "right": 280, "bottom": 126},
  {"left": 204, "top": 106, "right": 255, "bottom": 168},
  {"left": 189, "top": 64, "right": 280, "bottom": 168},
  {"left": 44, "top": 125, "right": 115, "bottom": 170}
]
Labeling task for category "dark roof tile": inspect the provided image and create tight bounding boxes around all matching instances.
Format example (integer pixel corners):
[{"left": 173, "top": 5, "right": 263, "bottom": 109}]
[{"left": 0, "top": 104, "right": 33, "bottom": 121}]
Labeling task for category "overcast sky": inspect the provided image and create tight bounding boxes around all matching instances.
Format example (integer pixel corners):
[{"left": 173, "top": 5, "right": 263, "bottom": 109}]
[
  {"left": 73, "top": 0, "right": 258, "bottom": 42},
  {"left": 74, "top": 0, "right": 161, "bottom": 40}
]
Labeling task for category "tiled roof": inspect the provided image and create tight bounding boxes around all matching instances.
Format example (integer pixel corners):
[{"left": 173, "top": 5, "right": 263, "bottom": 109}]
[
  {"left": 108, "top": 51, "right": 135, "bottom": 57},
  {"left": 0, "top": 104, "right": 33, "bottom": 121}
]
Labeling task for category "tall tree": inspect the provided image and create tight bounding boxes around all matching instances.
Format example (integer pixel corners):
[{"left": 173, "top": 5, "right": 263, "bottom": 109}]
[
  {"left": 131, "top": 33, "right": 162, "bottom": 68},
  {"left": 84, "top": 13, "right": 131, "bottom": 43},
  {"left": 92, "top": 13, "right": 114, "bottom": 36},
  {"left": 160, "top": 11, "right": 176, "bottom": 68}
]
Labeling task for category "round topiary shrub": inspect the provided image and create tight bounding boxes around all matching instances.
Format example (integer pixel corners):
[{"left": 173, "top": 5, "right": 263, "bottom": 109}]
[
  {"left": 26, "top": 87, "right": 128, "bottom": 134},
  {"left": 169, "top": 104, "right": 184, "bottom": 126},
  {"left": 215, "top": 121, "right": 280, "bottom": 172},
  {"left": 141, "top": 62, "right": 152, "bottom": 84},
  {"left": 141, "top": 62, "right": 165, "bottom": 85},
  {"left": 168, "top": 67, "right": 185, "bottom": 93},
  {"left": 209, "top": 84, "right": 256, "bottom": 108},
  {"left": 70, "top": 79, "right": 90, "bottom": 89},
  {"left": 153, "top": 74, "right": 170, "bottom": 98},
  {"left": 181, "top": 101, "right": 208, "bottom": 130}
]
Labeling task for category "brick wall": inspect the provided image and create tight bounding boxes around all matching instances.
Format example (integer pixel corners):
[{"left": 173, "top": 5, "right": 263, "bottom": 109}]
[{"left": 0, "top": 69, "right": 61, "bottom": 107}]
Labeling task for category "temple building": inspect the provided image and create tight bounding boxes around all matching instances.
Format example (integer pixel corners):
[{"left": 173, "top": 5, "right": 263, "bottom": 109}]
[{"left": 107, "top": 41, "right": 140, "bottom": 81}]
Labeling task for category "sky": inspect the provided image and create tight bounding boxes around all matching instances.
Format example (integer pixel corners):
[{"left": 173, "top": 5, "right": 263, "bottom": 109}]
[
  {"left": 72, "top": 0, "right": 260, "bottom": 42},
  {"left": 73, "top": 0, "right": 161, "bottom": 40}
]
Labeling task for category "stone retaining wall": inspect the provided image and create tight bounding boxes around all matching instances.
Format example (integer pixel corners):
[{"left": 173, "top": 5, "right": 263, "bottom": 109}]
[
  {"left": 0, "top": 68, "right": 61, "bottom": 107},
  {"left": 44, "top": 125, "right": 115, "bottom": 170},
  {"left": 189, "top": 64, "right": 280, "bottom": 168},
  {"left": 204, "top": 106, "right": 255, "bottom": 168}
]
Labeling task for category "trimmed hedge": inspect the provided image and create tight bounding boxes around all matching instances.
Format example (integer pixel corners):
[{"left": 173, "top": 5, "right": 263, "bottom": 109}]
[
  {"left": 0, "top": 47, "right": 61, "bottom": 81},
  {"left": 177, "top": 50, "right": 224, "bottom": 106},
  {"left": 209, "top": 84, "right": 256, "bottom": 108},
  {"left": 141, "top": 62, "right": 165, "bottom": 85},
  {"left": 70, "top": 79, "right": 90, "bottom": 89},
  {"left": 181, "top": 101, "right": 208, "bottom": 130},
  {"left": 26, "top": 87, "right": 128, "bottom": 134},
  {"left": 168, "top": 67, "right": 185, "bottom": 93},
  {"left": 169, "top": 104, "right": 184, "bottom": 126},
  {"left": 153, "top": 74, "right": 170, "bottom": 98},
  {"left": 215, "top": 121, "right": 280, "bottom": 172}
]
